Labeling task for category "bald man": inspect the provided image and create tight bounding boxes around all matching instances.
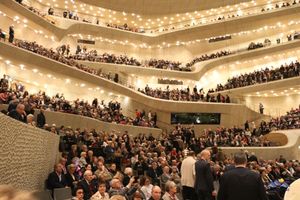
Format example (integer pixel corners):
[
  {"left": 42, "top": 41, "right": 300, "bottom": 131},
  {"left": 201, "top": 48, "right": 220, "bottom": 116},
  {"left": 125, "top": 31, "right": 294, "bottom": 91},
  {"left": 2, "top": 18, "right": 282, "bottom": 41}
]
[{"left": 194, "top": 150, "right": 216, "bottom": 200}]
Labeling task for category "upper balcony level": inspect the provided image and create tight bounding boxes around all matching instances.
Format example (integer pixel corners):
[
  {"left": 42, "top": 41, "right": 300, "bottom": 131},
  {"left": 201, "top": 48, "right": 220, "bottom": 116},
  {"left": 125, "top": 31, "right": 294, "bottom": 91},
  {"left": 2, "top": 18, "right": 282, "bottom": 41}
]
[
  {"left": 0, "top": 1, "right": 300, "bottom": 70},
  {"left": 78, "top": 0, "right": 251, "bottom": 16},
  {"left": 5, "top": 0, "right": 300, "bottom": 41}
]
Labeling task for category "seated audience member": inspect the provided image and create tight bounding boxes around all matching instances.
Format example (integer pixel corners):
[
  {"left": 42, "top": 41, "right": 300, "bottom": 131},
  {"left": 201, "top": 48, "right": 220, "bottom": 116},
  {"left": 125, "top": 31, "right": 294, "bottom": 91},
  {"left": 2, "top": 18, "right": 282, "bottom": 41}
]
[
  {"left": 149, "top": 186, "right": 162, "bottom": 200},
  {"left": 162, "top": 181, "right": 179, "bottom": 200},
  {"left": 123, "top": 167, "right": 134, "bottom": 186},
  {"left": 26, "top": 114, "right": 35, "bottom": 126},
  {"left": 147, "top": 162, "right": 162, "bottom": 186},
  {"left": 161, "top": 166, "right": 171, "bottom": 190},
  {"left": 109, "top": 177, "right": 137, "bottom": 199},
  {"left": 47, "top": 163, "right": 67, "bottom": 190},
  {"left": 77, "top": 170, "right": 98, "bottom": 200},
  {"left": 140, "top": 176, "right": 154, "bottom": 200},
  {"left": 91, "top": 181, "right": 110, "bottom": 200},
  {"left": 72, "top": 187, "right": 84, "bottom": 200},
  {"left": 66, "top": 164, "right": 79, "bottom": 193},
  {"left": 79, "top": 152, "right": 88, "bottom": 168},
  {"left": 8, "top": 103, "right": 26, "bottom": 122},
  {"left": 133, "top": 191, "right": 146, "bottom": 200},
  {"left": 59, "top": 157, "right": 67, "bottom": 174}
]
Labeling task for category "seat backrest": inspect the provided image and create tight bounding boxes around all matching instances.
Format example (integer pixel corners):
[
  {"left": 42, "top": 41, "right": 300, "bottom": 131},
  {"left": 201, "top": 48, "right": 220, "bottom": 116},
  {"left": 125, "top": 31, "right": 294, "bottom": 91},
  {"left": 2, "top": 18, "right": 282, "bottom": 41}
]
[
  {"left": 32, "top": 190, "right": 53, "bottom": 200},
  {"left": 53, "top": 187, "right": 72, "bottom": 200}
]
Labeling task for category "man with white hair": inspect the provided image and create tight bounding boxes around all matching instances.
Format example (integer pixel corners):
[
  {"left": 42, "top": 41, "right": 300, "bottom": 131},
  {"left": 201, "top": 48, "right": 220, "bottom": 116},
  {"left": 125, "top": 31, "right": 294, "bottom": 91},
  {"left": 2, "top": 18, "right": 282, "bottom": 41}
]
[
  {"left": 77, "top": 170, "right": 98, "bottom": 200},
  {"left": 109, "top": 177, "right": 137, "bottom": 199},
  {"left": 8, "top": 103, "right": 26, "bottom": 122},
  {"left": 162, "top": 181, "right": 178, "bottom": 200},
  {"left": 123, "top": 167, "right": 133, "bottom": 186},
  {"left": 26, "top": 114, "right": 35, "bottom": 126}
]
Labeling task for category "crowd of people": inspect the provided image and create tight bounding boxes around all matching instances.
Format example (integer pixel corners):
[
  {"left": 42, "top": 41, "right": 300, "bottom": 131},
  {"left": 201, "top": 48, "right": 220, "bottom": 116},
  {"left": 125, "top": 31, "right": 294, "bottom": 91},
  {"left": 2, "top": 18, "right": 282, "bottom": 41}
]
[
  {"left": 68, "top": 46, "right": 142, "bottom": 66},
  {"left": 40, "top": 118, "right": 300, "bottom": 200},
  {"left": 185, "top": 50, "right": 232, "bottom": 68},
  {"left": 66, "top": 46, "right": 191, "bottom": 71},
  {"left": 15, "top": 0, "right": 300, "bottom": 35},
  {"left": 0, "top": 80, "right": 157, "bottom": 128},
  {"left": 15, "top": 0, "right": 56, "bottom": 25},
  {"left": 263, "top": 106, "right": 300, "bottom": 131},
  {"left": 2, "top": 69, "right": 300, "bottom": 200},
  {"left": 214, "top": 60, "right": 300, "bottom": 92},
  {"left": 138, "top": 85, "right": 231, "bottom": 103},
  {"left": 13, "top": 40, "right": 123, "bottom": 83}
]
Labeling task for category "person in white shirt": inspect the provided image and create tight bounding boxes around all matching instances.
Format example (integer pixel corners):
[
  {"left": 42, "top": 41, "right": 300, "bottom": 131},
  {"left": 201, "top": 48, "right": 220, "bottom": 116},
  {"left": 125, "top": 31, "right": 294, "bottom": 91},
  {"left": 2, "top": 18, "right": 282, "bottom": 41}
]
[
  {"left": 140, "top": 176, "right": 153, "bottom": 200},
  {"left": 91, "top": 181, "right": 109, "bottom": 200},
  {"left": 180, "top": 151, "right": 196, "bottom": 200},
  {"left": 79, "top": 152, "right": 87, "bottom": 168}
]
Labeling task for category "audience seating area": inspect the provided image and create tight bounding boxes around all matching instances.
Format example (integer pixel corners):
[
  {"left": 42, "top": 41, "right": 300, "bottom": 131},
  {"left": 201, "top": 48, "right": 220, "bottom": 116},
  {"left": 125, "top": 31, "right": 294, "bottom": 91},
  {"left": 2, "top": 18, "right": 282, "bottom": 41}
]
[
  {"left": 1, "top": 1, "right": 300, "bottom": 200},
  {"left": 14, "top": 0, "right": 300, "bottom": 34},
  {"left": 214, "top": 60, "right": 300, "bottom": 92},
  {"left": 139, "top": 85, "right": 231, "bottom": 103},
  {"left": 0, "top": 81, "right": 157, "bottom": 128},
  {"left": 39, "top": 107, "right": 299, "bottom": 200}
]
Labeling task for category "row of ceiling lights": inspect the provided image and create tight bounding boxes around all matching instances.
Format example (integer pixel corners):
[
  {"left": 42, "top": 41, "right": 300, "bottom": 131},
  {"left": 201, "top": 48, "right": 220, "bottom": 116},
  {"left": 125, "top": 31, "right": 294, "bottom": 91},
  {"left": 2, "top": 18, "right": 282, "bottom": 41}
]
[
  {"left": 35, "top": 0, "right": 288, "bottom": 30},
  {"left": 1, "top": 57, "right": 125, "bottom": 98},
  {"left": 3, "top": 4, "right": 300, "bottom": 49}
]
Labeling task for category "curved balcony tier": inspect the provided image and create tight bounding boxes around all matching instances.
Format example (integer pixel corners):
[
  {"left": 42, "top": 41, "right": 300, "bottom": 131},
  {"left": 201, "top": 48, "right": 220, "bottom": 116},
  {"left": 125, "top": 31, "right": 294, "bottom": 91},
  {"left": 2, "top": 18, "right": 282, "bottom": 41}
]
[
  {"left": 79, "top": 0, "right": 251, "bottom": 16},
  {"left": 77, "top": 39, "right": 300, "bottom": 80},
  {"left": 0, "top": 41, "right": 269, "bottom": 131},
  {"left": 3, "top": 0, "right": 300, "bottom": 43}
]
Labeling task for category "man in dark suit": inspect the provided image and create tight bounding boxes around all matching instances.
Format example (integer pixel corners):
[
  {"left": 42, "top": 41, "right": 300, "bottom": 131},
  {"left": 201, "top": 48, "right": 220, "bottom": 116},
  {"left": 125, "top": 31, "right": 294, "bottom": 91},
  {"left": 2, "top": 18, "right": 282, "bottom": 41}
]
[
  {"left": 47, "top": 163, "right": 67, "bottom": 190},
  {"left": 36, "top": 108, "right": 46, "bottom": 128},
  {"left": 217, "top": 152, "right": 267, "bottom": 200},
  {"left": 77, "top": 170, "right": 98, "bottom": 200},
  {"left": 8, "top": 25, "right": 14, "bottom": 43},
  {"left": 65, "top": 164, "right": 79, "bottom": 195},
  {"left": 194, "top": 149, "right": 216, "bottom": 200},
  {"left": 8, "top": 103, "right": 26, "bottom": 123},
  {"left": 147, "top": 162, "right": 161, "bottom": 186}
]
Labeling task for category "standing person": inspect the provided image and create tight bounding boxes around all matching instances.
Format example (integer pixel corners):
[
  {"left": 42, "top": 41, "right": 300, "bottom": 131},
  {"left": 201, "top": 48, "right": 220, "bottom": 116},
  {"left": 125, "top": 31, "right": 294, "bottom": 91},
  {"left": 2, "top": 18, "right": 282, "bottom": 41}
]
[
  {"left": 37, "top": 108, "right": 46, "bottom": 128},
  {"left": 8, "top": 25, "right": 14, "bottom": 43},
  {"left": 181, "top": 151, "right": 196, "bottom": 200},
  {"left": 259, "top": 103, "right": 264, "bottom": 114},
  {"left": 194, "top": 150, "right": 216, "bottom": 200},
  {"left": 217, "top": 152, "right": 267, "bottom": 200}
]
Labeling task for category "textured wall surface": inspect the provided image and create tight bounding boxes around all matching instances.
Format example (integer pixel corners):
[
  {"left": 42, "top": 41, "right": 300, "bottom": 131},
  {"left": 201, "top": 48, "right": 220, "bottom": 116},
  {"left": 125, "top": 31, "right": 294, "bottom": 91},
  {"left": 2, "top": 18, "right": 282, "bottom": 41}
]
[{"left": 0, "top": 113, "right": 59, "bottom": 191}]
